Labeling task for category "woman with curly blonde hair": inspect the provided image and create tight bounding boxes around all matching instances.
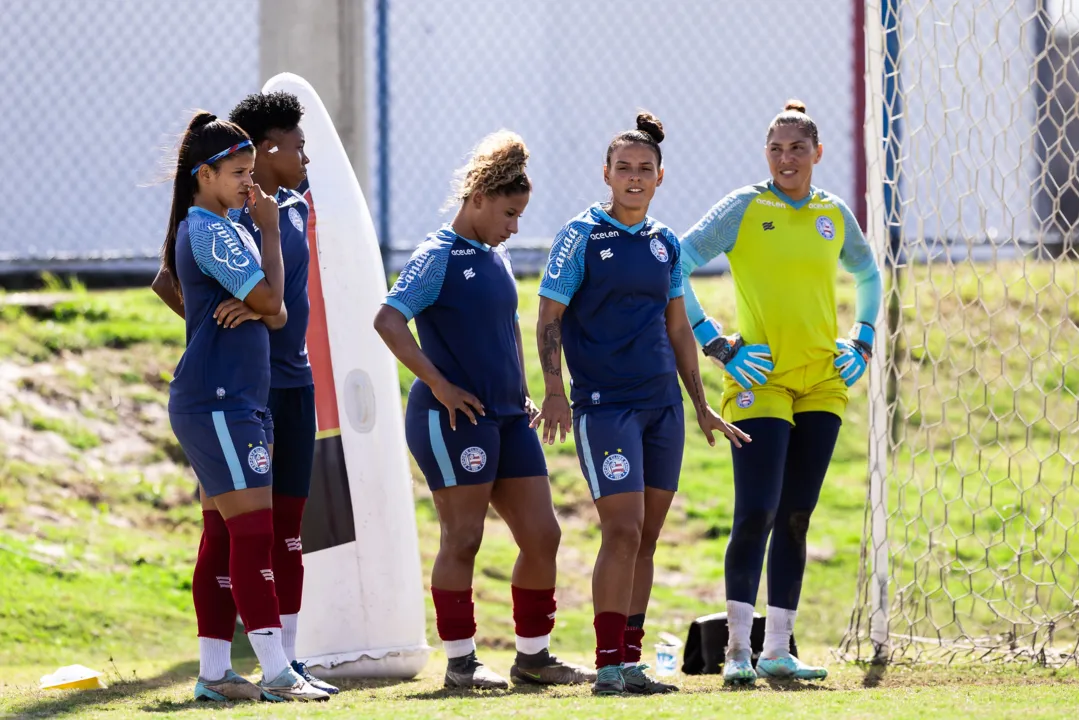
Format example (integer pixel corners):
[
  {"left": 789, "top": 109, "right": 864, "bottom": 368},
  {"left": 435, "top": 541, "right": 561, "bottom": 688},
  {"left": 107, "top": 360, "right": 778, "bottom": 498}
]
[{"left": 374, "top": 131, "right": 595, "bottom": 690}]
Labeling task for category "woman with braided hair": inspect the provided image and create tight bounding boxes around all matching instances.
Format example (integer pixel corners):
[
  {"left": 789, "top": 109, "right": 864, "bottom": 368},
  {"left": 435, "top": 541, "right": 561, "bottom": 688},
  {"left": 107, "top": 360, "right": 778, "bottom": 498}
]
[{"left": 374, "top": 131, "right": 594, "bottom": 690}]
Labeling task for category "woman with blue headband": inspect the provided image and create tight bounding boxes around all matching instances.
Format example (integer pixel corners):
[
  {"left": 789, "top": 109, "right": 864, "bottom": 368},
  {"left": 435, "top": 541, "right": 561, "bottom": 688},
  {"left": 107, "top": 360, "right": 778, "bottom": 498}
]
[{"left": 160, "top": 110, "right": 328, "bottom": 703}]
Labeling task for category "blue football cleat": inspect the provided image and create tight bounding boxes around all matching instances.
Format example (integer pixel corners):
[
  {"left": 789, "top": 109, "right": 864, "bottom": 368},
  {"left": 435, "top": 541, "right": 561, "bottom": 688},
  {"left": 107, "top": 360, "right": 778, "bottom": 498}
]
[
  {"left": 756, "top": 655, "right": 828, "bottom": 680},
  {"left": 723, "top": 648, "right": 757, "bottom": 686}
]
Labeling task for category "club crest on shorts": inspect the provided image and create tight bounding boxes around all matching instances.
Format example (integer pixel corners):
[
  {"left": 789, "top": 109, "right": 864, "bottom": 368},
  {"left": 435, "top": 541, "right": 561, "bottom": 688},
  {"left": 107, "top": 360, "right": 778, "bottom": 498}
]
[
  {"left": 288, "top": 206, "right": 303, "bottom": 232},
  {"left": 248, "top": 445, "right": 270, "bottom": 474},
  {"left": 602, "top": 453, "right": 630, "bottom": 481},
  {"left": 591, "top": 391, "right": 601, "bottom": 405},
  {"left": 815, "top": 216, "right": 836, "bottom": 240},
  {"left": 649, "top": 236, "right": 669, "bottom": 263},
  {"left": 461, "top": 446, "right": 487, "bottom": 473},
  {"left": 736, "top": 390, "right": 755, "bottom": 408}
]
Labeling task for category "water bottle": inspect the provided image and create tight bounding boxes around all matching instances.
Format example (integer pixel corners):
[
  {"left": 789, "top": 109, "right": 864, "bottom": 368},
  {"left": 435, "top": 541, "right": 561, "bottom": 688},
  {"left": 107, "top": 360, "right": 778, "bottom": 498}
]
[{"left": 654, "top": 643, "right": 678, "bottom": 676}]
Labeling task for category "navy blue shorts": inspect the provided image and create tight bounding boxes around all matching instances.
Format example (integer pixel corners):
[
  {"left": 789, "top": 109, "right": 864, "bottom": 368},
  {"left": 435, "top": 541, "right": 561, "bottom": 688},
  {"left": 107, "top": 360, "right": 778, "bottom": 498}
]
[
  {"left": 170, "top": 408, "right": 273, "bottom": 498},
  {"left": 266, "top": 385, "right": 316, "bottom": 498},
  {"left": 572, "top": 403, "right": 685, "bottom": 500},
  {"left": 405, "top": 401, "right": 548, "bottom": 491}
]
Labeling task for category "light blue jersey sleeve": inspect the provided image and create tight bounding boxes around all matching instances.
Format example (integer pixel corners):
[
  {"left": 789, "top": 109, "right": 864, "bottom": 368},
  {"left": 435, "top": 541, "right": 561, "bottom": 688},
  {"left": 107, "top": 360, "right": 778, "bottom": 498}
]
[
  {"left": 384, "top": 240, "right": 450, "bottom": 321},
  {"left": 663, "top": 228, "right": 684, "bottom": 300},
  {"left": 679, "top": 187, "right": 756, "bottom": 346},
  {"left": 538, "top": 219, "right": 590, "bottom": 305},
  {"left": 835, "top": 198, "right": 883, "bottom": 327},
  {"left": 189, "top": 216, "right": 265, "bottom": 301}
]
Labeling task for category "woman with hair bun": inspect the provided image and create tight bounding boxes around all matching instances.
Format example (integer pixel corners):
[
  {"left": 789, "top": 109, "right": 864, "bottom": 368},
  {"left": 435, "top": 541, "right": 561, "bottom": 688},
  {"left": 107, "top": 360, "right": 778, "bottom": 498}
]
[
  {"left": 535, "top": 113, "right": 749, "bottom": 696},
  {"left": 374, "top": 131, "right": 594, "bottom": 690},
  {"left": 679, "top": 100, "right": 883, "bottom": 684}
]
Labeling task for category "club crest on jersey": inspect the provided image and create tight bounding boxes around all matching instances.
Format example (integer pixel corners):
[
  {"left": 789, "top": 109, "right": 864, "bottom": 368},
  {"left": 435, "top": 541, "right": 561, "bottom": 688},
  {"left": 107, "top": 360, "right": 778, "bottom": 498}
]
[
  {"left": 602, "top": 453, "right": 630, "bottom": 481},
  {"left": 649, "top": 237, "right": 669, "bottom": 263},
  {"left": 736, "top": 390, "right": 755, "bottom": 408},
  {"left": 288, "top": 206, "right": 303, "bottom": 232},
  {"left": 216, "top": 387, "right": 226, "bottom": 400},
  {"left": 816, "top": 216, "right": 836, "bottom": 240},
  {"left": 591, "top": 391, "right": 601, "bottom": 405},
  {"left": 461, "top": 446, "right": 487, "bottom": 473},
  {"left": 248, "top": 445, "right": 270, "bottom": 474}
]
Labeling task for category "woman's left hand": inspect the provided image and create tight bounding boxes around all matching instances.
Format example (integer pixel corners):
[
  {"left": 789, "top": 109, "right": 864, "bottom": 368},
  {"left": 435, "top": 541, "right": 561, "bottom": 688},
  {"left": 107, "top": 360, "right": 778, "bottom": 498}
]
[
  {"left": 696, "top": 405, "right": 752, "bottom": 448},
  {"left": 214, "top": 298, "right": 263, "bottom": 328}
]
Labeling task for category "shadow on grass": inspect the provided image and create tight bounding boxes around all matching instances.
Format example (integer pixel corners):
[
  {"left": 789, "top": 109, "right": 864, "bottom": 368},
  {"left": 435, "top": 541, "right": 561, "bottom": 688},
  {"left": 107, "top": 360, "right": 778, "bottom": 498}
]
[
  {"left": 7, "top": 626, "right": 260, "bottom": 718},
  {"left": 8, "top": 658, "right": 202, "bottom": 719},
  {"left": 758, "top": 677, "right": 834, "bottom": 693},
  {"left": 403, "top": 681, "right": 565, "bottom": 701}
]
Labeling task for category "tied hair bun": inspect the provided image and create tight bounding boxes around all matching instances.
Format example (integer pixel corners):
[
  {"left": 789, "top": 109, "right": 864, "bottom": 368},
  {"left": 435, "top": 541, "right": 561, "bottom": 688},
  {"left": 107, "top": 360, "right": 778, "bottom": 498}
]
[
  {"left": 636, "top": 112, "right": 665, "bottom": 144},
  {"left": 784, "top": 99, "right": 807, "bottom": 114},
  {"left": 189, "top": 111, "right": 219, "bottom": 131}
]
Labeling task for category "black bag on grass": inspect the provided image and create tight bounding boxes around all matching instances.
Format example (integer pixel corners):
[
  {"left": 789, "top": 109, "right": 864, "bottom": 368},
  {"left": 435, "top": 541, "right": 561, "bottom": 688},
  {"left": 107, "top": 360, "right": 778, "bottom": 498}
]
[{"left": 681, "top": 611, "right": 799, "bottom": 675}]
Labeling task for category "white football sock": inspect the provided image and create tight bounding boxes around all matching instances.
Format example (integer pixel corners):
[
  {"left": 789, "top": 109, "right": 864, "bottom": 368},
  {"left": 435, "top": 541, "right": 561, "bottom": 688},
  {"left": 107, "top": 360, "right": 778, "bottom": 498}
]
[
  {"left": 762, "top": 606, "right": 797, "bottom": 659},
  {"left": 444, "top": 637, "right": 477, "bottom": 660},
  {"left": 281, "top": 613, "right": 299, "bottom": 663},
  {"left": 247, "top": 627, "right": 291, "bottom": 680},
  {"left": 515, "top": 633, "right": 550, "bottom": 655},
  {"left": 726, "top": 600, "right": 755, "bottom": 653},
  {"left": 198, "top": 637, "right": 232, "bottom": 682}
]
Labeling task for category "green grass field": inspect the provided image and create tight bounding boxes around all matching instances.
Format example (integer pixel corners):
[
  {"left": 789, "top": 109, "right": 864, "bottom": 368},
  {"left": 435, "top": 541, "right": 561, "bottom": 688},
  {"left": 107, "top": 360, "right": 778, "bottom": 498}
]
[{"left": 0, "top": 266, "right": 1076, "bottom": 718}]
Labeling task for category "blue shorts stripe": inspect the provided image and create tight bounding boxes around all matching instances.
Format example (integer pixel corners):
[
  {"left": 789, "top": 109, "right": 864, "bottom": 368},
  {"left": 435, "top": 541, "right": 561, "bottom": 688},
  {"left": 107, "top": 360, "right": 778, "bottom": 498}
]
[
  {"left": 579, "top": 414, "right": 601, "bottom": 499},
  {"left": 429, "top": 409, "right": 457, "bottom": 488},
  {"left": 212, "top": 410, "right": 247, "bottom": 491}
]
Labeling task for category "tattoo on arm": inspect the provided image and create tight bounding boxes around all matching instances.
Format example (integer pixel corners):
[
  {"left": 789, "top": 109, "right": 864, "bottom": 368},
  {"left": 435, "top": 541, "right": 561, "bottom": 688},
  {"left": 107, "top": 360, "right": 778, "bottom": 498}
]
[
  {"left": 691, "top": 369, "right": 707, "bottom": 411},
  {"left": 540, "top": 318, "right": 563, "bottom": 378}
]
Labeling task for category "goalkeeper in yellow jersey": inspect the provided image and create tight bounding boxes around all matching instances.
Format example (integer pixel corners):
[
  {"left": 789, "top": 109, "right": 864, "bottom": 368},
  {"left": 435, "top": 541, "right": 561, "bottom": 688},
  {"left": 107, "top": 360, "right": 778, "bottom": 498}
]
[{"left": 680, "top": 99, "right": 882, "bottom": 685}]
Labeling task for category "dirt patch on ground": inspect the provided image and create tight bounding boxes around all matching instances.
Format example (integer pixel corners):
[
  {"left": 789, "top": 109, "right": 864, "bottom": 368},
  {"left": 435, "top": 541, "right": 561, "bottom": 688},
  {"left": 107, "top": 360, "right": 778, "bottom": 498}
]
[{"left": 0, "top": 349, "right": 195, "bottom": 528}]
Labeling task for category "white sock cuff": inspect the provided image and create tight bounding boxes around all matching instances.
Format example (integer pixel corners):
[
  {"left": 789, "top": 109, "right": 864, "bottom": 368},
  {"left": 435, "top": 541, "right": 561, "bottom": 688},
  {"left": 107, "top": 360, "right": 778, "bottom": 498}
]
[
  {"left": 727, "top": 600, "right": 755, "bottom": 625},
  {"left": 726, "top": 600, "right": 755, "bottom": 651},
  {"left": 443, "top": 637, "right": 477, "bottom": 659},
  {"left": 765, "top": 606, "right": 797, "bottom": 634},
  {"left": 515, "top": 634, "right": 551, "bottom": 655}
]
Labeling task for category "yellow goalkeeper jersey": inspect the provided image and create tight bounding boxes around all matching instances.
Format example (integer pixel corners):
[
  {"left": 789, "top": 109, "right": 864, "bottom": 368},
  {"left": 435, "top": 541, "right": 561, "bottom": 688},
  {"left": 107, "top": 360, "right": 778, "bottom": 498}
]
[{"left": 681, "top": 181, "right": 875, "bottom": 376}]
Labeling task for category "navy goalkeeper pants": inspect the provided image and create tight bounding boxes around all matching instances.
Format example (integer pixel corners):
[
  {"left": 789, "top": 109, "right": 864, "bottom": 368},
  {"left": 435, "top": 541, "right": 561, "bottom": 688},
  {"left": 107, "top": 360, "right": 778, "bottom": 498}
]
[{"left": 724, "top": 411, "right": 842, "bottom": 610}]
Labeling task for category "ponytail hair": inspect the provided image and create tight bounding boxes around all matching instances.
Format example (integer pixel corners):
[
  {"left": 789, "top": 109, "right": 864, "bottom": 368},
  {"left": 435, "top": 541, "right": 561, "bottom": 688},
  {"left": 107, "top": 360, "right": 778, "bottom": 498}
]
[{"left": 160, "top": 111, "right": 253, "bottom": 293}]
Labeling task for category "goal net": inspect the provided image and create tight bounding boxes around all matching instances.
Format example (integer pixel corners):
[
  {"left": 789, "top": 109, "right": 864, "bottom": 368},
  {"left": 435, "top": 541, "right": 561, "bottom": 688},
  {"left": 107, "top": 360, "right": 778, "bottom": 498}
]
[{"left": 840, "top": 0, "right": 1079, "bottom": 665}]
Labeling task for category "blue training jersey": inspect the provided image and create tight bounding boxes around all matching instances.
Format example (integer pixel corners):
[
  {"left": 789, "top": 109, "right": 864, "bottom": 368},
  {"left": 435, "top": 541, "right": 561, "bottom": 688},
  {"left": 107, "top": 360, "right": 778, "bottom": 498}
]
[
  {"left": 384, "top": 226, "right": 526, "bottom": 419},
  {"left": 169, "top": 207, "right": 270, "bottom": 414},
  {"left": 232, "top": 188, "right": 313, "bottom": 389},
  {"left": 539, "top": 204, "right": 684, "bottom": 412}
]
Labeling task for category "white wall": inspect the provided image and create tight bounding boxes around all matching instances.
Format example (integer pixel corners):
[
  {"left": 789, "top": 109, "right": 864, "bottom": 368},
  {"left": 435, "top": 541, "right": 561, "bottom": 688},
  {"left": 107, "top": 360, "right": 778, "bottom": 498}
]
[
  {"left": 373, "top": 0, "right": 858, "bottom": 252},
  {"left": 0, "top": 0, "right": 259, "bottom": 266}
]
